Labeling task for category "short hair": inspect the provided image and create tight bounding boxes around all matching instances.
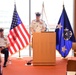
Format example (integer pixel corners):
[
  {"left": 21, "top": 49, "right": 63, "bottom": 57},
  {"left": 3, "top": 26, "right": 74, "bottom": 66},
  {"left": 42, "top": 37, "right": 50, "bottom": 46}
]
[
  {"left": 35, "top": 12, "right": 41, "bottom": 16},
  {"left": 0, "top": 28, "right": 4, "bottom": 32}
]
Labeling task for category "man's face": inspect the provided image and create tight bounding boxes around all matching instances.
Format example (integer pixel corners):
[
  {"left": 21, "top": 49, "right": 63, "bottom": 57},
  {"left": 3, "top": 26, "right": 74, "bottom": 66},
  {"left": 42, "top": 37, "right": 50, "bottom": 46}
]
[
  {"left": 36, "top": 16, "right": 40, "bottom": 20},
  {"left": 0, "top": 31, "right": 4, "bottom": 37}
]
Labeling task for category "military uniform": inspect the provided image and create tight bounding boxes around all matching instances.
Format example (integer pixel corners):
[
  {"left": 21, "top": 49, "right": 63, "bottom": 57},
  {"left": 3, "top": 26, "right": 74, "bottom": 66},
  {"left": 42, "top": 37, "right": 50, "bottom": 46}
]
[
  {"left": 29, "top": 19, "right": 47, "bottom": 48},
  {"left": 30, "top": 19, "right": 46, "bottom": 33}
]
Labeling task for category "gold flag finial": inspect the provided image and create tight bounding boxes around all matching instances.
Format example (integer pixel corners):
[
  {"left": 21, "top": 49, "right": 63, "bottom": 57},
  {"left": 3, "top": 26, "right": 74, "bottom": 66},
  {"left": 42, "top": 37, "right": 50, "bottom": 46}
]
[
  {"left": 42, "top": 1, "right": 44, "bottom": 8},
  {"left": 14, "top": 0, "right": 16, "bottom": 5},
  {"left": 63, "top": 1, "right": 64, "bottom": 8}
]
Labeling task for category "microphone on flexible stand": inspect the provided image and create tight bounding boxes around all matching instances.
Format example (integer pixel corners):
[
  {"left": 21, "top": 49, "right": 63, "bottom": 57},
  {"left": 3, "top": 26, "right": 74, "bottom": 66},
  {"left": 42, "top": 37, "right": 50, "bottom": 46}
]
[{"left": 45, "top": 23, "right": 49, "bottom": 32}]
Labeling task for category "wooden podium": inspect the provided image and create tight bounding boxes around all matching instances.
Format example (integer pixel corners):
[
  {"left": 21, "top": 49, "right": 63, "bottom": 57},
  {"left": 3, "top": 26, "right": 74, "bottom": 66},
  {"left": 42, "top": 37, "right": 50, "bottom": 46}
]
[{"left": 33, "top": 32, "right": 56, "bottom": 65}]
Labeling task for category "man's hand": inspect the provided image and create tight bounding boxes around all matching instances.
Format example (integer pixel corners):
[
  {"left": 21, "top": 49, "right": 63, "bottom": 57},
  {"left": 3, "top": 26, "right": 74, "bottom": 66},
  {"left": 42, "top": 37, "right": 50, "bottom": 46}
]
[
  {"left": 39, "top": 21, "right": 43, "bottom": 24},
  {"left": 2, "top": 47, "right": 5, "bottom": 50},
  {"left": 0, "top": 48, "right": 2, "bottom": 51},
  {"left": 0, "top": 47, "right": 5, "bottom": 51},
  {"left": 41, "top": 26, "right": 46, "bottom": 32}
]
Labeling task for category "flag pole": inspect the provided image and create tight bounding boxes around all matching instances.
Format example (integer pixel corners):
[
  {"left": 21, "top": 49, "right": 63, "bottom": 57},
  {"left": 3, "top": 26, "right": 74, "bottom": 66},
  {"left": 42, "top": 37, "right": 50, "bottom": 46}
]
[
  {"left": 29, "top": 0, "right": 31, "bottom": 56},
  {"left": 41, "top": 2, "right": 44, "bottom": 20},
  {"left": 18, "top": 50, "right": 21, "bottom": 58},
  {"left": 14, "top": 0, "right": 22, "bottom": 59},
  {"left": 41, "top": 2, "right": 49, "bottom": 31},
  {"left": 14, "top": 0, "right": 16, "bottom": 5}
]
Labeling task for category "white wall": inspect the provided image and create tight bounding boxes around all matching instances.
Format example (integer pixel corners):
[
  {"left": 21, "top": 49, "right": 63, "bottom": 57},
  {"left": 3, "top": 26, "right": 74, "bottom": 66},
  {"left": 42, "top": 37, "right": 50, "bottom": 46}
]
[
  {"left": 31, "top": 0, "right": 74, "bottom": 30},
  {"left": 0, "top": 0, "right": 74, "bottom": 57}
]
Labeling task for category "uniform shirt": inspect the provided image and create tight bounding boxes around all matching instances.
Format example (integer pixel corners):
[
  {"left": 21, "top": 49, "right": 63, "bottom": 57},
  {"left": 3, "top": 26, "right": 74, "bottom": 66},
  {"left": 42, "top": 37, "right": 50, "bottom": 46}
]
[
  {"left": 30, "top": 19, "right": 46, "bottom": 32},
  {"left": 0, "top": 37, "right": 9, "bottom": 47}
]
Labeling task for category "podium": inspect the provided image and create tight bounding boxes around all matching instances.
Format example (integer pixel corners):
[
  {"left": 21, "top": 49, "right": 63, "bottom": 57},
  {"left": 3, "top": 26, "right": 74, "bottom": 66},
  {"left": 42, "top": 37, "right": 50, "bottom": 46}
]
[{"left": 33, "top": 32, "right": 56, "bottom": 65}]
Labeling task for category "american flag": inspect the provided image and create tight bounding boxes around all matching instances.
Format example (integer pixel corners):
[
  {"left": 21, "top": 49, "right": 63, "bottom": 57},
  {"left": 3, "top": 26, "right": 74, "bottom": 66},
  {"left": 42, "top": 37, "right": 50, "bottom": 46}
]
[{"left": 8, "top": 5, "right": 30, "bottom": 55}]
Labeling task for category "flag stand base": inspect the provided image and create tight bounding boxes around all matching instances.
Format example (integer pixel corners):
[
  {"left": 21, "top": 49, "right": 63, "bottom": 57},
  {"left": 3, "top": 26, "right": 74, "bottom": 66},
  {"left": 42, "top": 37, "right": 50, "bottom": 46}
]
[
  {"left": 17, "top": 57, "right": 23, "bottom": 59},
  {"left": 61, "top": 57, "right": 68, "bottom": 60}
]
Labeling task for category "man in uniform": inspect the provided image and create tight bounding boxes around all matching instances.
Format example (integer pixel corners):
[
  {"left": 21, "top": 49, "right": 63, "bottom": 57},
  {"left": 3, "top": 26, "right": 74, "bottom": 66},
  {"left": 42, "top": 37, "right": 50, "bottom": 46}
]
[
  {"left": 30, "top": 12, "right": 46, "bottom": 34},
  {"left": 29, "top": 12, "right": 47, "bottom": 46},
  {"left": 0, "top": 28, "right": 9, "bottom": 67},
  {"left": 27, "top": 12, "right": 46, "bottom": 65}
]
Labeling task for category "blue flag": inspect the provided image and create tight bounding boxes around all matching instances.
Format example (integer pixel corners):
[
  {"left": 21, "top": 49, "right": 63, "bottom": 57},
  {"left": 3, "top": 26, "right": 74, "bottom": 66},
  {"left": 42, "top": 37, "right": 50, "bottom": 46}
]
[{"left": 55, "top": 6, "right": 75, "bottom": 58}]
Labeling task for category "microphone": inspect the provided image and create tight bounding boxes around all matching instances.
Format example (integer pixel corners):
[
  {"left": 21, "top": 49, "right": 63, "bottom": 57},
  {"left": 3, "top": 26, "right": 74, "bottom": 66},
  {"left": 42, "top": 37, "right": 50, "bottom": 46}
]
[{"left": 45, "top": 24, "right": 49, "bottom": 32}]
